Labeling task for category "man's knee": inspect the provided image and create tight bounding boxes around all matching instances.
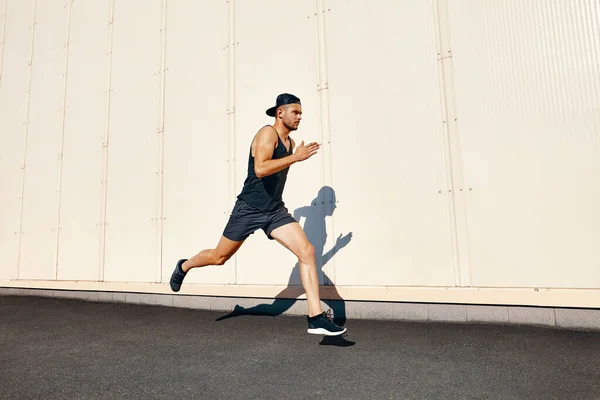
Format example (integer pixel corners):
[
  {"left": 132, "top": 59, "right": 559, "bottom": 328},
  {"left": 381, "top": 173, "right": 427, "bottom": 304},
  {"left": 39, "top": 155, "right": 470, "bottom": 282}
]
[
  {"left": 211, "top": 235, "right": 244, "bottom": 266},
  {"left": 297, "top": 243, "right": 315, "bottom": 263},
  {"left": 214, "top": 253, "right": 231, "bottom": 266},
  {"left": 210, "top": 249, "right": 234, "bottom": 266}
]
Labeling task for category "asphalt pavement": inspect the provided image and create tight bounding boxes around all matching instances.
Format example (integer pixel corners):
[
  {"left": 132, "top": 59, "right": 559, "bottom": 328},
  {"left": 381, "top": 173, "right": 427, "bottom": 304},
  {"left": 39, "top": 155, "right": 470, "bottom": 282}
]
[{"left": 2, "top": 295, "right": 600, "bottom": 399}]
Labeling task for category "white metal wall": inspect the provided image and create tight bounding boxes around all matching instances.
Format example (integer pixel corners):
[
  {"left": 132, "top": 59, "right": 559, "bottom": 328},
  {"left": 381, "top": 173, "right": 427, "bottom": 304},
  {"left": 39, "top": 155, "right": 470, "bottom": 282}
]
[
  {"left": 1, "top": 0, "right": 599, "bottom": 307},
  {"left": 448, "top": 0, "right": 600, "bottom": 288}
]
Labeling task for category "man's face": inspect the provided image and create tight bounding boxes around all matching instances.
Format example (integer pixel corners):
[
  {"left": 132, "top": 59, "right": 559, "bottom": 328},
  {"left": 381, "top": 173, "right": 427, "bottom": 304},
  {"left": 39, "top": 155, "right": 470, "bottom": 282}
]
[{"left": 279, "top": 104, "right": 302, "bottom": 131}]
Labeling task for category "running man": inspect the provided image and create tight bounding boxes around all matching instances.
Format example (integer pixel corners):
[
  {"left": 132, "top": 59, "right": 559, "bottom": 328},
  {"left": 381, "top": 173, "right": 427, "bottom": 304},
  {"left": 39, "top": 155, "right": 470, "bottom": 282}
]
[{"left": 169, "top": 93, "right": 346, "bottom": 336}]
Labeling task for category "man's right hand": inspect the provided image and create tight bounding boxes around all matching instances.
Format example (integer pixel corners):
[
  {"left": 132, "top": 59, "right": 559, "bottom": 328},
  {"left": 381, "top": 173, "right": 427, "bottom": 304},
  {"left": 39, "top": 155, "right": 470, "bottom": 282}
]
[{"left": 294, "top": 141, "right": 320, "bottom": 162}]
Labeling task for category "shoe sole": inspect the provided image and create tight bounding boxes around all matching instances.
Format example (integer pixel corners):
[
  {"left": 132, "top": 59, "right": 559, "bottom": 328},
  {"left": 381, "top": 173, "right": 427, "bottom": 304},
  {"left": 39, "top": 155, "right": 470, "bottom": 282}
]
[{"left": 307, "top": 327, "right": 347, "bottom": 336}]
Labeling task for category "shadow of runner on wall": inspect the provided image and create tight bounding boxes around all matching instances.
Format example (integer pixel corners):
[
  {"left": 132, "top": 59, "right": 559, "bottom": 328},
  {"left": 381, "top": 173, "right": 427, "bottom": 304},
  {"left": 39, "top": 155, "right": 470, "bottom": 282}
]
[{"left": 215, "top": 186, "right": 352, "bottom": 328}]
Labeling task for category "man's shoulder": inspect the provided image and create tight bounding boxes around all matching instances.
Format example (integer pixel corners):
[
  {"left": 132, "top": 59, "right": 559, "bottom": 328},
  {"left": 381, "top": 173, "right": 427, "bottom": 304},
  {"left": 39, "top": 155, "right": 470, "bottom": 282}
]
[
  {"left": 254, "top": 125, "right": 279, "bottom": 145},
  {"left": 257, "top": 125, "right": 278, "bottom": 136}
]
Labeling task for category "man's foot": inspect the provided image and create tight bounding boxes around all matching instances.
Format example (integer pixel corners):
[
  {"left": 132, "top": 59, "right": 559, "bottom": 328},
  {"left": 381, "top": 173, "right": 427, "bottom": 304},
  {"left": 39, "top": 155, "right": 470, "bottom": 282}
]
[
  {"left": 307, "top": 310, "right": 347, "bottom": 336},
  {"left": 170, "top": 259, "right": 188, "bottom": 292}
]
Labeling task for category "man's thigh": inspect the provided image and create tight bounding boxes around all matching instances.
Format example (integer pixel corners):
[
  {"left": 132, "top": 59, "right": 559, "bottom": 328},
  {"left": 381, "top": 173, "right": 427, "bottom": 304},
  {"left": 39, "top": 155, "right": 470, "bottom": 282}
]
[
  {"left": 223, "top": 200, "right": 267, "bottom": 242},
  {"left": 263, "top": 206, "right": 298, "bottom": 240},
  {"left": 268, "top": 219, "right": 311, "bottom": 257}
]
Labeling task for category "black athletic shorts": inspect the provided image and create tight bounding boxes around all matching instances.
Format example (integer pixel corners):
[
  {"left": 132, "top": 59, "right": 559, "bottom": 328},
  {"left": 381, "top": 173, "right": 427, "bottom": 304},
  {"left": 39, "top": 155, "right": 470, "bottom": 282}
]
[{"left": 223, "top": 199, "right": 297, "bottom": 242}]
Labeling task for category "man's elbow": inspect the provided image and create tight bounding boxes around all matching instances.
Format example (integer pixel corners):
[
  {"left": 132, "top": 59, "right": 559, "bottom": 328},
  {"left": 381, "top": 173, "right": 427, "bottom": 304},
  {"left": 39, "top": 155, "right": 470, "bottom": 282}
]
[{"left": 254, "top": 166, "right": 266, "bottom": 178}]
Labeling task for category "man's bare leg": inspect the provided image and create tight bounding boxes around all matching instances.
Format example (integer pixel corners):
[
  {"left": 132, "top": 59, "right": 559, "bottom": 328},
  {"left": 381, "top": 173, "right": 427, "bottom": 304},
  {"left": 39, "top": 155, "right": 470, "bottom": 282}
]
[
  {"left": 170, "top": 235, "right": 244, "bottom": 292},
  {"left": 269, "top": 222, "right": 322, "bottom": 317},
  {"left": 269, "top": 222, "right": 346, "bottom": 335},
  {"left": 182, "top": 236, "right": 244, "bottom": 272}
]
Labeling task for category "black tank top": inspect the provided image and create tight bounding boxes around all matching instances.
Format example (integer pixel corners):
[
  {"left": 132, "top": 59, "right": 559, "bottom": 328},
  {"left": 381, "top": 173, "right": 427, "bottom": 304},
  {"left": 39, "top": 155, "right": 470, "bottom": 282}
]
[{"left": 237, "top": 127, "right": 293, "bottom": 212}]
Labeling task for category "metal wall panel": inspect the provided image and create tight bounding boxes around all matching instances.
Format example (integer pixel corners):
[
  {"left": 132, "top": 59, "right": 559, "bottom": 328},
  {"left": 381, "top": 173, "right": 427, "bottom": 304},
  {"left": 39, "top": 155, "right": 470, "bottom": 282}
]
[
  {"left": 103, "top": 0, "right": 161, "bottom": 283},
  {"left": 56, "top": 0, "right": 109, "bottom": 281},
  {"left": 233, "top": 0, "right": 324, "bottom": 286},
  {"left": 325, "top": 0, "right": 456, "bottom": 286},
  {"left": 448, "top": 0, "right": 600, "bottom": 287},
  {"left": 161, "top": 0, "right": 231, "bottom": 284},
  {"left": 18, "top": 0, "right": 68, "bottom": 280},
  {"left": 0, "top": 0, "right": 32, "bottom": 279},
  {"left": 2, "top": 0, "right": 600, "bottom": 306}
]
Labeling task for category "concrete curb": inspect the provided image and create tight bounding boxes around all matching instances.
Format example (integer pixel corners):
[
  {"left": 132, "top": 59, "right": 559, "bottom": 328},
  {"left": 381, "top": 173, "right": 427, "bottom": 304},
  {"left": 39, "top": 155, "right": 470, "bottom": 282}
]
[{"left": 2, "top": 287, "right": 600, "bottom": 332}]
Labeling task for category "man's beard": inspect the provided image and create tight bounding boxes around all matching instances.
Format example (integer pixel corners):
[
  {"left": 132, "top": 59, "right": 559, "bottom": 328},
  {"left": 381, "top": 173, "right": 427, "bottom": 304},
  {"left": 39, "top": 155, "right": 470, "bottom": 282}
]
[{"left": 284, "top": 120, "right": 298, "bottom": 131}]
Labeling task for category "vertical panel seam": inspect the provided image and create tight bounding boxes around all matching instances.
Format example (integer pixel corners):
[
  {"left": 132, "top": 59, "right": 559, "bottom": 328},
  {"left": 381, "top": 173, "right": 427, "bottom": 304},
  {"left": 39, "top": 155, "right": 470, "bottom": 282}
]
[
  {"left": 433, "top": 0, "right": 471, "bottom": 287},
  {"left": 315, "top": 0, "right": 335, "bottom": 285},
  {"left": 100, "top": 0, "right": 115, "bottom": 282},
  {"left": 227, "top": 0, "right": 237, "bottom": 284},
  {"left": 445, "top": 13, "right": 470, "bottom": 286},
  {"left": 55, "top": 0, "right": 74, "bottom": 280},
  {"left": 432, "top": 0, "right": 458, "bottom": 286},
  {"left": 16, "top": 0, "right": 38, "bottom": 280},
  {"left": 0, "top": 0, "right": 9, "bottom": 277},
  {"left": 156, "top": 0, "right": 168, "bottom": 283}
]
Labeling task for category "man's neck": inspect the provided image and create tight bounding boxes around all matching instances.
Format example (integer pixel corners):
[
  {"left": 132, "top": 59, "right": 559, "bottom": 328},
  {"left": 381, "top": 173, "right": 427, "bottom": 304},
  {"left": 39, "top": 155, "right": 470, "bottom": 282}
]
[{"left": 272, "top": 121, "right": 291, "bottom": 141}]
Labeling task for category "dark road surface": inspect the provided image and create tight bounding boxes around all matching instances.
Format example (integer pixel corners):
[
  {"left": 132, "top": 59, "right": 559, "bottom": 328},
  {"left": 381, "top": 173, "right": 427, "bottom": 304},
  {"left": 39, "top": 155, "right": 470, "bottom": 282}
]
[{"left": 2, "top": 295, "right": 600, "bottom": 399}]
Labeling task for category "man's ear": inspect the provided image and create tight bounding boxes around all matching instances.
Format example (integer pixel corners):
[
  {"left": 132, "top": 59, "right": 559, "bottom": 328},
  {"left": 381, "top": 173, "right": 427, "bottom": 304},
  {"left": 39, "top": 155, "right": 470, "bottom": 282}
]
[{"left": 277, "top": 105, "right": 290, "bottom": 119}]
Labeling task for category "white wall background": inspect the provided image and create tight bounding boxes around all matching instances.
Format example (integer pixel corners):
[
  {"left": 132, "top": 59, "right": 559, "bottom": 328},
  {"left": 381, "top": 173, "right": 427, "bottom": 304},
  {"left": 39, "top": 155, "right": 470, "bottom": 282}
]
[{"left": 1, "top": 0, "right": 599, "bottom": 306}]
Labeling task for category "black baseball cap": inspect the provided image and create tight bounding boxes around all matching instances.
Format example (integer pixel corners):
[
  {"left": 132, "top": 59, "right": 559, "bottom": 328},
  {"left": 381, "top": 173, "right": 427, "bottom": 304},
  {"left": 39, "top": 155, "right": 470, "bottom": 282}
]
[{"left": 266, "top": 93, "right": 301, "bottom": 117}]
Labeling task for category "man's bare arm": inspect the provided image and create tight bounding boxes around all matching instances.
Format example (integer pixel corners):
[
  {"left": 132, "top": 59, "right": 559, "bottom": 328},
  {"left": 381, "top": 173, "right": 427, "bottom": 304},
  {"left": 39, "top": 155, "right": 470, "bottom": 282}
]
[{"left": 253, "top": 127, "right": 320, "bottom": 178}]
